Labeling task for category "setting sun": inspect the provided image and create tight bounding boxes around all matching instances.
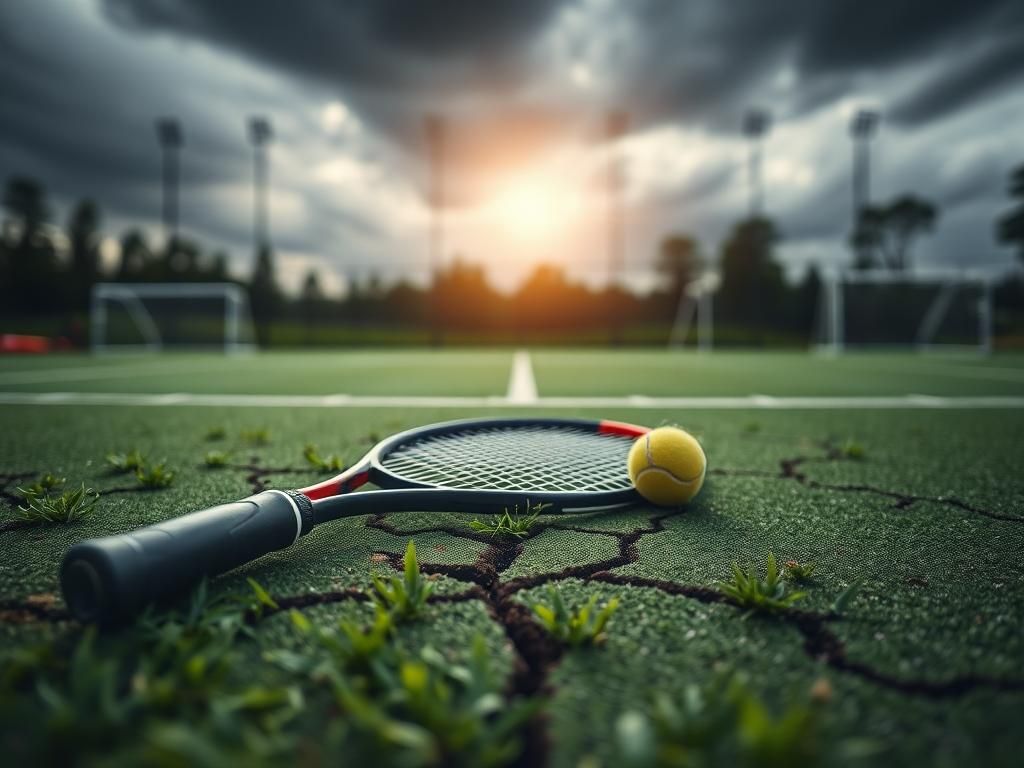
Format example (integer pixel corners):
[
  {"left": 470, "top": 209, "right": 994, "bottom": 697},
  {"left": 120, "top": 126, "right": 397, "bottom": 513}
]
[{"left": 488, "top": 173, "right": 579, "bottom": 245}]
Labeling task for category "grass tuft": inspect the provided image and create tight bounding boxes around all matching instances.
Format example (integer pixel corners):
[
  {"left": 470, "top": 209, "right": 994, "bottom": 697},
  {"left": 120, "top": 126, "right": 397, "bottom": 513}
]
[
  {"left": 135, "top": 462, "right": 175, "bottom": 489},
  {"left": 831, "top": 576, "right": 867, "bottom": 616},
  {"left": 105, "top": 450, "right": 145, "bottom": 474},
  {"left": 241, "top": 428, "right": 270, "bottom": 446},
  {"left": 17, "top": 473, "right": 65, "bottom": 499},
  {"left": 531, "top": 585, "right": 620, "bottom": 647},
  {"left": 203, "top": 426, "right": 227, "bottom": 441},
  {"left": 370, "top": 540, "right": 434, "bottom": 621},
  {"left": 615, "top": 673, "right": 824, "bottom": 767},
  {"left": 303, "top": 443, "right": 344, "bottom": 472},
  {"left": 716, "top": 553, "right": 806, "bottom": 614},
  {"left": 782, "top": 559, "right": 816, "bottom": 583},
  {"left": 469, "top": 501, "right": 549, "bottom": 538},
  {"left": 203, "top": 450, "right": 230, "bottom": 468},
  {"left": 841, "top": 439, "right": 866, "bottom": 460},
  {"left": 15, "top": 483, "right": 99, "bottom": 524}
]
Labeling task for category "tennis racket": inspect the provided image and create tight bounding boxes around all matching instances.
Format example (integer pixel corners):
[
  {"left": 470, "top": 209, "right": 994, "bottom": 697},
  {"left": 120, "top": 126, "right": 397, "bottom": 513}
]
[{"left": 61, "top": 417, "right": 649, "bottom": 624}]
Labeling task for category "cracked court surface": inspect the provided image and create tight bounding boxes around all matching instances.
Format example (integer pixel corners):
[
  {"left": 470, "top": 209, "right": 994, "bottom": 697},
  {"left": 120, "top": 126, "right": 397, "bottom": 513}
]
[{"left": 1, "top": 403, "right": 1023, "bottom": 766}]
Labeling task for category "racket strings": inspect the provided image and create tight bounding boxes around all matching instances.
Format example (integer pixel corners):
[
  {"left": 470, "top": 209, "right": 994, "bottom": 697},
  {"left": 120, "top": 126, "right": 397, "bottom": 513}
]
[{"left": 381, "top": 425, "right": 634, "bottom": 492}]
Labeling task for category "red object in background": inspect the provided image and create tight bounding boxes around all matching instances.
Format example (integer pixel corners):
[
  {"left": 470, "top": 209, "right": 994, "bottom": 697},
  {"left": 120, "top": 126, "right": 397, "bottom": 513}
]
[{"left": 0, "top": 334, "right": 53, "bottom": 353}]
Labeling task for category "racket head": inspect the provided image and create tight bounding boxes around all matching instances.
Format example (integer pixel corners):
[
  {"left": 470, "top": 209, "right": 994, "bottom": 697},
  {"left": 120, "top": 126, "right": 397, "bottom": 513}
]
[{"left": 357, "top": 417, "right": 649, "bottom": 509}]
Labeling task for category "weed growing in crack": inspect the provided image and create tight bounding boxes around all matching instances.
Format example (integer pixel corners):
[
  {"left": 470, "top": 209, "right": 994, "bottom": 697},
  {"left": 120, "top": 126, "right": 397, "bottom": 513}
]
[
  {"left": 241, "top": 428, "right": 271, "bottom": 446},
  {"left": 371, "top": 540, "right": 434, "bottom": 621},
  {"left": 135, "top": 462, "right": 175, "bottom": 489},
  {"left": 531, "top": 585, "right": 620, "bottom": 647},
  {"left": 717, "top": 553, "right": 806, "bottom": 614},
  {"left": 204, "top": 426, "right": 227, "bottom": 441},
  {"left": 105, "top": 450, "right": 145, "bottom": 474},
  {"left": 203, "top": 450, "right": 231, "bottom": 468},
  {"left": 303, "top": 443, "right": 344, "bottom": 472},
  {"left": 469, "top": 501, "right": 549, "bottom": 538},
  {"left": 0, "top": 580, "right": 303, "bottom": 765},
  {"left": 614, "top": 673, "right": 826, "bottom": 768},
  {"left": 16, "top": 473, "right": 65, "bottom": 499},
  {"left": 830, "top": 576, "right": 867, "bottom": 616},
  {"left": 15, "top": 484, "right": 99, "bottom": 524},
  {"left": 270, "top": 606, "right": 394, "bottom": 675},
  {"left": 841, "top": 440, "right": 866, "bottom": 460},
  {"left": 270, "top": 611, "right": 538, "bottom": 768},
  {"left": 783, "top": 560, "right": 816, "bottom": 583}
]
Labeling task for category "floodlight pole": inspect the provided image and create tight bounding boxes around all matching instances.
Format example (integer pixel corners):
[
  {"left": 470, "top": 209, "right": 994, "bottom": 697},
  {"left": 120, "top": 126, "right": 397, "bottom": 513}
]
[
  {"left": 156, "top": 118, "right": 183, "bottom": 251},
  {"left": 425, "top": 114, "right": 445, "bottom": 345},
  {"left": 742, "top": 109, "right": 770, "bottom": 218},
  {"left": 849, "top": 109, "right": 879, "bottom": 263},
  {"left": 248, "top": 117, "right": 273, "bottom": 257},
  {"left": 606, "top": 110, "right": 628, "bottom": 344}
]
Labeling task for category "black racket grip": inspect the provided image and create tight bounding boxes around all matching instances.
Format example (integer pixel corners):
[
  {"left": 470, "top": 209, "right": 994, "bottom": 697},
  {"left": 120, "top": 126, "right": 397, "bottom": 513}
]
[{"left": 60, "top": 490, "right": 312, "bottom": 625}]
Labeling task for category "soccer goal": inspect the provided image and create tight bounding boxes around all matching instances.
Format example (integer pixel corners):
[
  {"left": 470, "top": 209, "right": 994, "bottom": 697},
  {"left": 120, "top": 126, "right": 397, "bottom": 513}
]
[
  {"left": 815, "top": 269, "right": 994, "bottom": 354},
  {"left": 90, "top": 283, "right": 256, "bottom": 353},
  {"left": 667, "top": 272, "right": 719, "bottom": 351}
]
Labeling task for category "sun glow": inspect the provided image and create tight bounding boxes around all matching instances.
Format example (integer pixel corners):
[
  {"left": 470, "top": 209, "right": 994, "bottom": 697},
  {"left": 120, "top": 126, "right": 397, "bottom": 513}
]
[{"left": 488, "top": 173, "right": 579, "bottom": 246}]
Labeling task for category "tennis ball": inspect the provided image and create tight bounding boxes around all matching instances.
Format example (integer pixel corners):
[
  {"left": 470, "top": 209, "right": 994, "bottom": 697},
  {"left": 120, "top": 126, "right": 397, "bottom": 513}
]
[{"left": 627, "top": 426, "right": 706, "bottom": 506}]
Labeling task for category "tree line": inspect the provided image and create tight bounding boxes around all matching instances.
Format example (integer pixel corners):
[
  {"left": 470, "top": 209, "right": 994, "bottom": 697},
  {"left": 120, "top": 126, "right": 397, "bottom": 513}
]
[{"left": 2, "top": 167, "right": 1023, "bottom": 346}]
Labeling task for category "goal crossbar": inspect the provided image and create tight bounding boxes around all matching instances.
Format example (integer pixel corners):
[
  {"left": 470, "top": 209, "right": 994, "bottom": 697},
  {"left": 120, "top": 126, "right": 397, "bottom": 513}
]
[{"left": 90, "top": 282, "right": 254, "bottom": 353}]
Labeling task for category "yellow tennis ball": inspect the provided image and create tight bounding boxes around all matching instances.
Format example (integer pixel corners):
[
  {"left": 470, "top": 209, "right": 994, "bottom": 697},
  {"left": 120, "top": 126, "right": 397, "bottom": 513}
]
[{"left": 627, "top": 426, "right": 706, "bottom": 506}]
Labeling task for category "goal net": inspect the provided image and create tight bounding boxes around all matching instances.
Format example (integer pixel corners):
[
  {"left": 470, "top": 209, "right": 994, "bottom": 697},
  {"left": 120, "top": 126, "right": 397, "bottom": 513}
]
[
  {"left": 816, "top": 270, "right": 993, "bottom": 354},
  {"left": 90, "top": 283, "right": 256, "bottom": 353},
  {"left": 667, "top": 272, "right": 719, "bottom": 350}
]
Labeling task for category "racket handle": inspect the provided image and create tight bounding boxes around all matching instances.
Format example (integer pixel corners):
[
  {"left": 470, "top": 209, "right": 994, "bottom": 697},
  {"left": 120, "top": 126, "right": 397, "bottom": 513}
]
[{"left": 60, "top": 490, "right": 312, "bottom": 625}]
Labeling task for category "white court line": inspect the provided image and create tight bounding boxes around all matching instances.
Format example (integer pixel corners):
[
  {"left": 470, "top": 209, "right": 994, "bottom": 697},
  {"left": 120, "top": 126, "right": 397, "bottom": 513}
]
[
  {"left": 506, "top": 350, "right": 538, "bottom": 404},
  {"left": 0, "top": 392, "right": 1023, "bottom": 409}
]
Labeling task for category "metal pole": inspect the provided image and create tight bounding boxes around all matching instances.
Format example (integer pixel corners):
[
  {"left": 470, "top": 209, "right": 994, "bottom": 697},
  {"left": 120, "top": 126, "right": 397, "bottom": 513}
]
[
  {"left": 606, "top": 111, "right": 628, "bottom": 344},
  {"left": 743, "top": 110, "right": 770, "bottom": 218},
  {"left": 425, "top": 115, "right": 445, "bottom": 345},
  {"left": 248, "top": 118, "right": 273, "bottom": 257},
  {"left": 849, "top": 110, "right": 879, "bottom": 265},
  {"left": 698, "top": 288, "right": 713, "bottom": 352},
  {"left": 156, "top": 119, "right": 183, "bottom": 251}
]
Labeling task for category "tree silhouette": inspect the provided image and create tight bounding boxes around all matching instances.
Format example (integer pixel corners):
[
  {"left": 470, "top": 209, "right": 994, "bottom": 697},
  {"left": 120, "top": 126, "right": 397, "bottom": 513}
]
[
  {"left": 717, "top": 216, "right": 786, "bottom": 340},
  {"left": 851, "top": 195, "right": 938, "bottom": 271},
  {"left": 250, "top": 243, "right": 280, "bottom": 346},
  {"left": 996, "top": 164, "right": 1024, "bottom": 264},
  {"left": 116, "top": 230, "right": 152, "bottom": 280},
  {"left": 1, "top": 177, "right": 60, "bottom": 313},
  {"left": 68, "top": 200, "right": 102, "bottom": 310},
  {"left": 657, "top": 234, "right": 700, "bottom": 303}
]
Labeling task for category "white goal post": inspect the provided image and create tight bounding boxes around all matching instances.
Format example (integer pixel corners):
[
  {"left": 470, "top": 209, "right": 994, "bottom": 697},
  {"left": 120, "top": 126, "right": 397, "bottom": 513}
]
[
  {"left": 90, "top": 283, "right": 256, "bottom": 353},
  {"left": 668, "top": 271, "right": 719, "bottom": 351},
  {"left": 817, "top": 269, "right": 994, "bottom": 355}
]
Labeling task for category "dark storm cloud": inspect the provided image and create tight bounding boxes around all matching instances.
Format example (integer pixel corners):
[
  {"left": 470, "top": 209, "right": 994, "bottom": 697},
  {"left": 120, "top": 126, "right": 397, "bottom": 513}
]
[
  {"left": 890, "top": 36, "right": 1024, "bottom": 126},
  {"left": 101, "top": 0, "right": 565, "bottom": 89},
  {"left": 2, "top": 0, "right": 1022, "bottom": 285},
  {"left": 100, "top": 0, "right": 1024, "bottom": 141},
  {"left": 619, "top": 0, "right": 1024, "bottom": 132}
]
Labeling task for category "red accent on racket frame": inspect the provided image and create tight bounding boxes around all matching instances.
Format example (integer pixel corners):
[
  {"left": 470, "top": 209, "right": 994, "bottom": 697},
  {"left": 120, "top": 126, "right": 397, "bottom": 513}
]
[
  {"left": 598, "top": 420, "right": 650, "bottom": 438},
  {"left": 300, "top": 470, "right": 371, "bottom": 501}
]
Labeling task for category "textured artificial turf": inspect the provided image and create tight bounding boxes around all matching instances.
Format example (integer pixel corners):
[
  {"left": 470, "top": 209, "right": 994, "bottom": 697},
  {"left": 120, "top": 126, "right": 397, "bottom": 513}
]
[
  {"left": 3, "top": 350, "right": 1024, "bottom": 397},
  {"left": 531, "top": 349, "right": 1024, "bottom": 397},
  {"left": 1, "top": 400, "right": 1022, "bottom": 765}
]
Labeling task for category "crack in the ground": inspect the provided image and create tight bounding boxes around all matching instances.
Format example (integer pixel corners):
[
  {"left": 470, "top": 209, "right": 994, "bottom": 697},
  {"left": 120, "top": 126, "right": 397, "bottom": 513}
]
[
  {"left": 0, "top": 471, "right": 35, "bottom": 507},
  {"left": 225, "top": 460, "right": 311, "bottom": 495},
  {"left": 716, "top": 441, "right": 1023, "bottom": 523}
]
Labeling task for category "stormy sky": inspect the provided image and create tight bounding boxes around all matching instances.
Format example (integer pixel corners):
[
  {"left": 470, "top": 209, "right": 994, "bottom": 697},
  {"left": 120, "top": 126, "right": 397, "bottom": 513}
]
[{"left": 1, "top": 0, "right": 1022, "bottom": 294}]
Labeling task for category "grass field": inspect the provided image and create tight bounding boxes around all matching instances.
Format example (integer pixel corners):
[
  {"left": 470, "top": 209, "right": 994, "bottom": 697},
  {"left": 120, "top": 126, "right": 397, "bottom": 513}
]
[{"left": 1, "top": 349, "right": 1023, "bottom": 766}]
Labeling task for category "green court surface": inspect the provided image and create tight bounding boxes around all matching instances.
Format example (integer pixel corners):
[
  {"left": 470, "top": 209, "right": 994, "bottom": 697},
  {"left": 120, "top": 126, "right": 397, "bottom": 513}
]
[
  {"left": 1, "top": 352, "right": 1023, "bottom": 766},
  {"left": 2, "top": 349, "right": 1024, "bottom": 397}
]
